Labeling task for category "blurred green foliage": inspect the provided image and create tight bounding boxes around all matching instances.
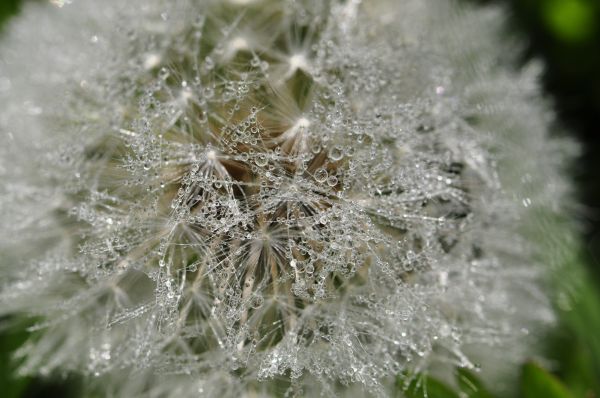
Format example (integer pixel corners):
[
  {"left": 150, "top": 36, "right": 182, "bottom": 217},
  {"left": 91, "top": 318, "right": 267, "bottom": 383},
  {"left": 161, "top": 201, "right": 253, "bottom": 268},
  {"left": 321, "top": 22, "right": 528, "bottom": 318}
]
[
  {"left": 400, "top": 374, "right": 460, "bottom": 398},
  {"left": 0, "top": 0, "right": 19, "bottom": 27},
  {"left": 521, "top": 362, "right": 574, "bottom": 398},
  {"left": 542, "top": 0, "right": 596, "bottom": 42},
  {"left": 455, "top": 368, "right": 495, "bottom": 398},
  {"left": 550, "top": 262, "right": 600, "bottom": 397},
  {"left": 0, "top": 324, "right": 30, "bottom": 398}
]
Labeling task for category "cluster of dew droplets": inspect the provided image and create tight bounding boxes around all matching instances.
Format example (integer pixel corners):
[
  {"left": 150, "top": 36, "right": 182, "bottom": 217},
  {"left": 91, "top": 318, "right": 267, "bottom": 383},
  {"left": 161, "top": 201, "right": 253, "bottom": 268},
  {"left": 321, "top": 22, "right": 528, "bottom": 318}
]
[{"left": 45, "top": 0, "right": 497, "bottom": 392}]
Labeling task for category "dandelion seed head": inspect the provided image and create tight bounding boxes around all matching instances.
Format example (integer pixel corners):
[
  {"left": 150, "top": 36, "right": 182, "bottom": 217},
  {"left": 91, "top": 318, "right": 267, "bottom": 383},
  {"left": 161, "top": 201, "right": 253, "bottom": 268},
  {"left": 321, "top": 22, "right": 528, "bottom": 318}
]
[{"left": 0, "top": 0, "right": 575, "bottom": 396}]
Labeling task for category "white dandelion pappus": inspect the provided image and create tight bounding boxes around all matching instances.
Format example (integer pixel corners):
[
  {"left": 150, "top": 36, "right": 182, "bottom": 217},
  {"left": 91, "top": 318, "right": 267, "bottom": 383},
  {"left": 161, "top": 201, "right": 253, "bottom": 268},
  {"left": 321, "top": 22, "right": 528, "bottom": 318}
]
[{"left": 0, "top": 0, "right": 574, "bottom": 396}]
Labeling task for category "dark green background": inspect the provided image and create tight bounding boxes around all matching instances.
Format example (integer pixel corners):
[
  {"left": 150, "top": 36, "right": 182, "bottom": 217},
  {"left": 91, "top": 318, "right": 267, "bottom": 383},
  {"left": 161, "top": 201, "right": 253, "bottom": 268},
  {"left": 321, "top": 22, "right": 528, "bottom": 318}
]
[{"left": 1, "top": 0, "right": 599, "bottom": 397}]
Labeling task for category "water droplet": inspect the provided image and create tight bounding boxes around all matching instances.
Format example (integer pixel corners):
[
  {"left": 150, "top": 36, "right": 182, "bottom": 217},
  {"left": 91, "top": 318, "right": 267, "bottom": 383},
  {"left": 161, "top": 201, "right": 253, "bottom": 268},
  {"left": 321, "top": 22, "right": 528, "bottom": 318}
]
[
  {"left": 193, "top": 15, "right": 205, "bottom": 28},
  {"left": 314, "top": 168, "right": 328, "bottom": 183},
  {"left": 255, "top": 154, "right": 268, "bottom": 167},
  {"left": 203, "top": 87, "right": 214, "bottom": 98},
  {"left": 250, "top": 296, "right": 264, "bottom": 309},
  {"left": 159, "top": 67, "right": 170, "bottom": 80},
  {"left": 329, "top": 145, "right": 344, "bottom": 161},
  {"left": 204, "top": 57, "right": 214, "bottom": 71}
]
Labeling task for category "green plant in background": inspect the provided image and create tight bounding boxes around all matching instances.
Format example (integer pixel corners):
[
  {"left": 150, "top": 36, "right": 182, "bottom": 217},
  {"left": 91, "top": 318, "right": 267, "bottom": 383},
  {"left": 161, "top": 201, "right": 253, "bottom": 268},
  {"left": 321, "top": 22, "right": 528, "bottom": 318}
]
[
  {"left": 542, "top": 0, "right": 596, "bottom": 43},
  {"left": 0, "top": 0, "right": 598, "bottom": 397},
  {"left": 0, "top": 0, "right": 19, "bottom": 26},
  {"left": 0, "top": 326, "right": 29, "bottom": 398}
]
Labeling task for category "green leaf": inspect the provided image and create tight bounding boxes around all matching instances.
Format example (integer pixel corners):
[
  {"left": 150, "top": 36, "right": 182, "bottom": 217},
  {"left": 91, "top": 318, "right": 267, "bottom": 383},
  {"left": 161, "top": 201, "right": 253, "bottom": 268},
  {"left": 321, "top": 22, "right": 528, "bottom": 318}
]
[
  {"left": 548, "top": 249, "right": 600, "bottom": 396},
  {"left": 398, "top": 374, "right": 460, "bottom": 398},
  {"left": 0, "top": 325, "right": 31, "bottom": 398},
  {"left": 0, "top": 0, "right": 20, "bottom": 28},
  {"left": 521, "top": 362, "right": 574, "bottom": 398},
  {"left": 455, "top": 368, "right": 495, "bottom": 398},
  {"left": 542, "top": 0, "right": 596, "bottom": 43}
]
